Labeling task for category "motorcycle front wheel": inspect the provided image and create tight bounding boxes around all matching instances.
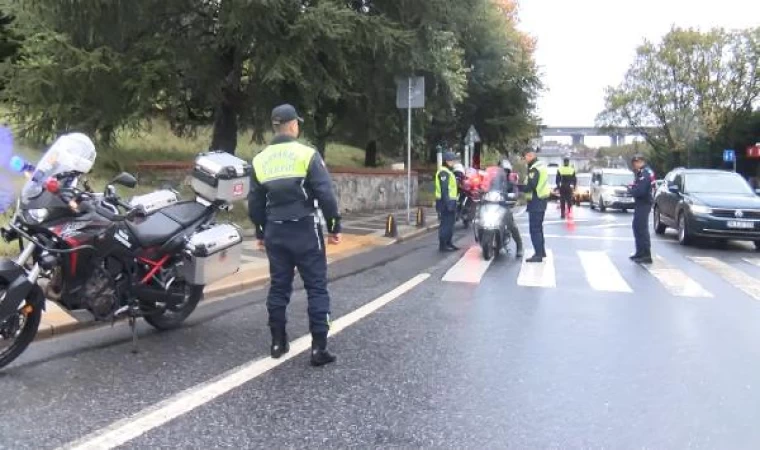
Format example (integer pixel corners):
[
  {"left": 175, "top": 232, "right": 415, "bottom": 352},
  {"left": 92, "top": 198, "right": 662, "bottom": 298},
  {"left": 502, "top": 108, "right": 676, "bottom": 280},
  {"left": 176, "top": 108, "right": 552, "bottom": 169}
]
[
  {"left": 0, "top": 284, "right": 42, "bottom": 370},
  {"left": 143, "top": 283, "right": 204, "bottom": 331},
  {"left": 481, "top": 230, "right": 494, "bottom": 261}
]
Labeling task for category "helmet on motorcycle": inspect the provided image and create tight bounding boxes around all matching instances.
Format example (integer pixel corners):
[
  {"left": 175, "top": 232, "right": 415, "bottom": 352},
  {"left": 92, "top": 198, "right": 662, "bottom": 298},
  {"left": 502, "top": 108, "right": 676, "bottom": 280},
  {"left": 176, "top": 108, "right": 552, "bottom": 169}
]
[
  {"left": 499, "top": 159, "right": 512, "bottom": 172},
  {"left": 452, "top": 162, "right": 465, "bottom": 175}
]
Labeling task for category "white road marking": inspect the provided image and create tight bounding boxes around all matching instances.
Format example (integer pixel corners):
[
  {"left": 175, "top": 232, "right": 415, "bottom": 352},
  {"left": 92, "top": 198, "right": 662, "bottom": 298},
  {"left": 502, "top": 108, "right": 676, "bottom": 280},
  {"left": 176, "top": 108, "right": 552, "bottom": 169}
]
[
  {"left": 690, "top": 257, "right": 760, "bottom": 301},
  {"left": 442, "top": 246, "right": 494, "bottom": 283},
  {"left": 516, "top": 249, "right": 556, "bottom": 288},
  {"left": 59, "top": 273, "right": 431, "bottom": 450},
  {"left": 644, "top": 255, "right": 712, "bottom": 298},
  {"left": 577, "top": 251, "right": 632, "bottom": 292},
  {"left": 520, "top": 233, "right": 636, "bottom": 241}
]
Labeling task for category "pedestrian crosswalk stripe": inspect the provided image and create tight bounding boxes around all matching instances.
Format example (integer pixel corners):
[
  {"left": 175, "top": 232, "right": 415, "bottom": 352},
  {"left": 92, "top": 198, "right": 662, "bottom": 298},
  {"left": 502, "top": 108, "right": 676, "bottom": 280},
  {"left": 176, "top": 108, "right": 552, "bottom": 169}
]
[
  {"left": 516, "top": 249, "right": 556, "bottom": 288},
  {"left": 644, "top": 255, "right": 712, "bottom": 298},
  {"left": 441, "top": 247, "right": 493, "bottom": 283},
  {"left": 690, "top": 256, "right": 760, "bottom": 301},
  {"left": 577, "top": 251, "right": 632, "bottom": 292},
  {"left": 742, "top": 258, "right": 760, "bottom": 268}
]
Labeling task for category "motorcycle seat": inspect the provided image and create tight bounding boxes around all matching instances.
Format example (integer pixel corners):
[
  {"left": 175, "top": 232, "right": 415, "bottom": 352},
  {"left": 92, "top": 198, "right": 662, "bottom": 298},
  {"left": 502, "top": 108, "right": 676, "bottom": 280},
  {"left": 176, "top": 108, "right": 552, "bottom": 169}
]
[
  {"left": 127, "top": 213, "right": 183, "bottom": 247},
  {"left": 160, "top": 201, "right": 208, "bottom": 227}
]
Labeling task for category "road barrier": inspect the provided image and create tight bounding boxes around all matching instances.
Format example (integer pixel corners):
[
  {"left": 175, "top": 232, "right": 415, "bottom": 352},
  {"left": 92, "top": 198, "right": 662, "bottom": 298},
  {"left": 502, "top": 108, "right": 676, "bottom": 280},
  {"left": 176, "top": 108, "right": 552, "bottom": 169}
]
[
  {"left": 384, "top": 214, "right": 398, "bottom": 238},
  {"left": 415, "top": 207, "right": 425, "bottom": 228}
]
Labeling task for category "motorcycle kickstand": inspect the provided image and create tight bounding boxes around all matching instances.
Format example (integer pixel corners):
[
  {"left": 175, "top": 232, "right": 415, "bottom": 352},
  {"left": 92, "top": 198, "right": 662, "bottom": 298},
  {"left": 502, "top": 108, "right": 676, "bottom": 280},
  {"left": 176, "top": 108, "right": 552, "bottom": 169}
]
[{"left": 128, "top": 310, "right": 140, "bottom": 354}]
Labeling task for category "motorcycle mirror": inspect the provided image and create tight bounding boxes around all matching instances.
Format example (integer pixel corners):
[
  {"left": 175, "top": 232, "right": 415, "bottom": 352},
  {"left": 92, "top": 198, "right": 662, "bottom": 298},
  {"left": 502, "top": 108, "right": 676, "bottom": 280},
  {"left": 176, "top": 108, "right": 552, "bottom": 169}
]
[{"left": 110, "top": 172, "right": 138, "bottom": 189}]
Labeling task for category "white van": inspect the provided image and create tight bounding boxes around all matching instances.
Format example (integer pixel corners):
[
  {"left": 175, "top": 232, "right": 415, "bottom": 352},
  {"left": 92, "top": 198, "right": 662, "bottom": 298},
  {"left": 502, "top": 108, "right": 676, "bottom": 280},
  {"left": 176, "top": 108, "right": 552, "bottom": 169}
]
[{"left": 589, "top": 168, "right": 635, "bottom": 212}]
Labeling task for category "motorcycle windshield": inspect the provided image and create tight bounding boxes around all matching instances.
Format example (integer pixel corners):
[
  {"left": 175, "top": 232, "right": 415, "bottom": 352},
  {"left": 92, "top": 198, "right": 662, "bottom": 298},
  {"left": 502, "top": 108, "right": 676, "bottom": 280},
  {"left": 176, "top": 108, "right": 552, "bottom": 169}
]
[{"left": 21, "top": 133, "right": 97, "bottom": 201}]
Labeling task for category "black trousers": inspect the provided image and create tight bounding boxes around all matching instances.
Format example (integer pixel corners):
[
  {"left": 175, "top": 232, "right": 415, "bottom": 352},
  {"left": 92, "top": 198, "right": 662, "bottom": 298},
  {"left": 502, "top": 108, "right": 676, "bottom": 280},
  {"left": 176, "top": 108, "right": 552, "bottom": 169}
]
[
  {"left": 528, "top": 210, "right": 546, "bottom": 257},
  {"left": 504, "top": 208, "right": 523, "bottom": 251},
  {"left": 265, "top": 217, "right": 330, "bottom": 334},
  {"left": 633, "top": 203, "right": 652, "bottom": 256},
  {"left": 559, "top": 186, "right": 573, "bottom": 216}
]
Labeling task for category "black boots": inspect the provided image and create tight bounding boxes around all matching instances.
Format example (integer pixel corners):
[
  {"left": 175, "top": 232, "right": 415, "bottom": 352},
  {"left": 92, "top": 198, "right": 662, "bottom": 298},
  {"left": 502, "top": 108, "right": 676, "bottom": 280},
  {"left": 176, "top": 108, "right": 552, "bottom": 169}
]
[
  {"left": 270, "top": 327, "right": 289, "bottom": 359},
  {"left": 310, "top": 332, "right": 336, "bottom": 367}
]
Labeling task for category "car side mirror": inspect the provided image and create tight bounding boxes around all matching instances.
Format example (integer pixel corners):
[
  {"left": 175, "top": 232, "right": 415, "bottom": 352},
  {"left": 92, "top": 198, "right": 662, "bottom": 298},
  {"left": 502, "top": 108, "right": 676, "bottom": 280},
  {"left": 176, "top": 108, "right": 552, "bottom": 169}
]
[{"left": 111, "top": 172, "right": 138, "bottom": 189}]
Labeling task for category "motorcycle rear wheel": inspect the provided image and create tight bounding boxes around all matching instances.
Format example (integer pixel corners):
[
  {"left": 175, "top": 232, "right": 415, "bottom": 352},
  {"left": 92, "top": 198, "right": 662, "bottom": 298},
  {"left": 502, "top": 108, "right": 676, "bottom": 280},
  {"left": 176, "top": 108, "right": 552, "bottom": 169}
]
[
  {"left": 143, "top": 284, "right": 204, "bottom": 331},
  {"left": 0, "top": 286, "right": 42, "bottom": 370}
]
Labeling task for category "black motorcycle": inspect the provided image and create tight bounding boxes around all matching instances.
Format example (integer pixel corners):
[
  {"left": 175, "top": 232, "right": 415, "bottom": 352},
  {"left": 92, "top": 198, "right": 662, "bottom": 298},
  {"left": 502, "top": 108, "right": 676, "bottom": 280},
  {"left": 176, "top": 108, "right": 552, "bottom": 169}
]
[{"left": 0, "top": 143, "right": 248, "bottom": 369}]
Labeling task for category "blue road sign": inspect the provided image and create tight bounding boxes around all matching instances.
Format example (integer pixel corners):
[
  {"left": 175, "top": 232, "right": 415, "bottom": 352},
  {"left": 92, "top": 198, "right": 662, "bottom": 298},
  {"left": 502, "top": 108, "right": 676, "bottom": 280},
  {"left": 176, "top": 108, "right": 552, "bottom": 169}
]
[{"left": 724, "top": 149, "right": 736, "bottom": 163}]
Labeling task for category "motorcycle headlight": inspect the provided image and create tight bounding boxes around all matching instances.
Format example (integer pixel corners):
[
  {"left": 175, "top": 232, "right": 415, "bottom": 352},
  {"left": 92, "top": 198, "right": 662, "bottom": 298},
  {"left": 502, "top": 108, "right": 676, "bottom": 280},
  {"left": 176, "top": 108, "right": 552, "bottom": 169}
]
[
  {"left": 480, "top": 208, "right": 502, "bottom": 227},
  {"left": 483, "top": 191, "right": 502, "bottom": 203},
  {"left": 690, "top": 204, "right": 711, "bottom": 215},
  {"left": 25, "top": 208, "right": 49, "bottom": 223}
]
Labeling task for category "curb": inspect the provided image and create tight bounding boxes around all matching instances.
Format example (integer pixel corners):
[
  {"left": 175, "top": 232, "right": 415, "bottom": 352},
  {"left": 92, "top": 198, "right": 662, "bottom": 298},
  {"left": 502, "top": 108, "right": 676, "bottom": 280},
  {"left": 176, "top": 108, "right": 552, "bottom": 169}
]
[{"left": 34, "top": 224, "right": 439, "bottom": 340}]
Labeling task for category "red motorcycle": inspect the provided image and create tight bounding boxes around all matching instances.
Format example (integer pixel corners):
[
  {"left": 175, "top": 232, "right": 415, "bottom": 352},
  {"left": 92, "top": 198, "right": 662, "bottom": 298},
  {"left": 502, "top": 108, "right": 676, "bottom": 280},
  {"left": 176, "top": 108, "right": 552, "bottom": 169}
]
[{"left": 457, "top": 169, "right": 484, "bottom": 228}]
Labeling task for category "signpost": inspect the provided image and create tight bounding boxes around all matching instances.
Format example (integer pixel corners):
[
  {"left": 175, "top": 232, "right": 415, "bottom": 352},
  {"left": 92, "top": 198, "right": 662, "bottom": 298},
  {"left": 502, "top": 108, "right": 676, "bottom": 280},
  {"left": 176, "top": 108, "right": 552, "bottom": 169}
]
[
  {"left": 395, "top": 76, "right": 425, "bottom": 224},
  {"left": 463, "top": 125, "right": 481, "bottom": 168},
  {"left": 724, "top": 149, "right": 736, "bottom": 172}
]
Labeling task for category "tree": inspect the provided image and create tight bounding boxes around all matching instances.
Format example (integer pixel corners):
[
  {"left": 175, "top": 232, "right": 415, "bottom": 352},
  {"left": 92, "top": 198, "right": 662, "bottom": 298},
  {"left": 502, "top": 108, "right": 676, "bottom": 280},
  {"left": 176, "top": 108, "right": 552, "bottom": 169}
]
[{"left": 597, "top": 26, "right": 760, "bottom": 171}]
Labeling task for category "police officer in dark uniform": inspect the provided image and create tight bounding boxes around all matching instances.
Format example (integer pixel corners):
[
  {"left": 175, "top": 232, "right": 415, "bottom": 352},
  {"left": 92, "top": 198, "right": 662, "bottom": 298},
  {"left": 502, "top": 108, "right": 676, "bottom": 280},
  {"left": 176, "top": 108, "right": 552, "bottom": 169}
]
[
  {"left": 521, "top": 150, "right": 550, "bottom": 263},
  {"left": 499, "top": 159, "right": 524, "bottom": 257},
  {"left": 249, "top": 104, "right": 341, "bottom": 366},
  {"left": 628, "top": 153, "right": 654, "bottom": 264},
  {"left": 436, "top": 152, "right": 459, "bottom": 252},
  {"left": 556, "top": 156, "right": 577, "bottom": 219}
]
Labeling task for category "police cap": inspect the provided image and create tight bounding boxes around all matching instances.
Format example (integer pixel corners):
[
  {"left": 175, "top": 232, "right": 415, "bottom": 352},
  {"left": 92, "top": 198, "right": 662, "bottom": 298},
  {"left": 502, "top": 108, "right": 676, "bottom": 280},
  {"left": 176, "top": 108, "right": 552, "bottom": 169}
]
[
  {"left": 631, "top": 153, "right": 646, "bottom": 162},
  {"left": 443, "top": 152, "right": 458, "bottom": 162},
  {"left": 271, "top": 104, "right": 304, "bottom": 125}
]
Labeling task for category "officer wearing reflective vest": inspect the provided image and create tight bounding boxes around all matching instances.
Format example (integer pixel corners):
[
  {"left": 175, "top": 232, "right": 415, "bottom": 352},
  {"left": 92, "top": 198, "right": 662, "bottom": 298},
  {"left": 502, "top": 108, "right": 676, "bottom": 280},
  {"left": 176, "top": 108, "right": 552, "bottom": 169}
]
[
  {"left": 435, "top": 152, "right": 460, "bottom": 252},
  {"left": 556, "top": 156, "right": 577, "bottom": 219},
  {"left": 521, "top": 150, "right": 550, "bottom": 262},
  {"left": 248, "top": 104, "right": 341, "bottom": 367}
]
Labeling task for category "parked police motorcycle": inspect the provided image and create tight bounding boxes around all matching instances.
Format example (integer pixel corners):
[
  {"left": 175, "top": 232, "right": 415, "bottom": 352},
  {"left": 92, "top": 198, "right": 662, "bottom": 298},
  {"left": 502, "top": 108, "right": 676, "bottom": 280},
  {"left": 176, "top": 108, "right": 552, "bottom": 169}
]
[
  {"left": 473, "top": 169, "right": 518, "bottom": 260},
  {"left": 0, "top": 133, "right": 250, "bottom": 370}
]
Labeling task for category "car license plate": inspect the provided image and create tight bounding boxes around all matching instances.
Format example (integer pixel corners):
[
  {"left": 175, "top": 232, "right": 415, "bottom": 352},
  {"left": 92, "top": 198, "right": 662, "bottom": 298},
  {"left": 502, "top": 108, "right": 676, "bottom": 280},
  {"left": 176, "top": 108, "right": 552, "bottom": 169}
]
[{"left": 728, "top": 220, "right": 754, "bottom": 229}]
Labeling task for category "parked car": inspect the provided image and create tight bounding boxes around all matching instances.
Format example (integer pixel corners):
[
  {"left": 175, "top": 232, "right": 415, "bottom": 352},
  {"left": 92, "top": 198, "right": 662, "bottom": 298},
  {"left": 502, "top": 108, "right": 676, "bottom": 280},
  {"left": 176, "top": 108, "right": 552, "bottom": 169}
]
[
  {"left": 653, "top": 168, "right": 760, "bottom": 248},
  {"left": 574, "top": 173, "right": 592, "bottom": 205},
  {"left": 589, "top": 168, "right": 635, "bottom": 212}
]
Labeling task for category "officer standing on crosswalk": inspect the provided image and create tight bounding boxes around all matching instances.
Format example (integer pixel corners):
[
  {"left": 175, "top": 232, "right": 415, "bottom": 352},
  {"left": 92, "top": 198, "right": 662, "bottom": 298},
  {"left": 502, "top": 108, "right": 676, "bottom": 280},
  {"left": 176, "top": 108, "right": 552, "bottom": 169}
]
[
  {"left": 436, "top": 152, "right": 460, "bottom": 252},
  {"left": 522, "top": 150, "right": 550, "bottom": 263},
  {"left": 248, "top": 104, "right": 341, "bottom": 367},
  {"left": 556, "top": 156, "right": 576, "bottom": 219},
  {"left": 628, "top": 153, "right": 654, "bottom": 264}
]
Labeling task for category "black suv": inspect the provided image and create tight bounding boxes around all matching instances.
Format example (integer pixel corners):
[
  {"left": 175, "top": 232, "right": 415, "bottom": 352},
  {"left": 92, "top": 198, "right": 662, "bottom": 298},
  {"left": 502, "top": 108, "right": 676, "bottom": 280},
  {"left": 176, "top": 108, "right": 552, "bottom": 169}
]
[{"left": 653, "top": 168, "right": 760, "bottom": 248}]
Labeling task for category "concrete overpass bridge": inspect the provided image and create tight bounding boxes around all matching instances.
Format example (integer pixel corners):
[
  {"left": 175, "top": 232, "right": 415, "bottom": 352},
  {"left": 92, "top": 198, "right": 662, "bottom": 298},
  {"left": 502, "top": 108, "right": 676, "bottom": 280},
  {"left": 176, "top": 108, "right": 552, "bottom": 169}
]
[{"left": 541, "top": 126, "right": 655, "bottom": 147}]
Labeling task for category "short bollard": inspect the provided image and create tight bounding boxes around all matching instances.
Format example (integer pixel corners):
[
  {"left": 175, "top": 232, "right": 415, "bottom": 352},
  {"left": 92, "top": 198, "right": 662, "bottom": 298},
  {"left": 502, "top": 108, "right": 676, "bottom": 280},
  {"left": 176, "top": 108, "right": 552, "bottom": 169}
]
[
  {"left": 415, "top": 207, "right": 425, "bottom": 228},
  {"left": 385, "top": 214, "right": 398, "bottom": 238}
]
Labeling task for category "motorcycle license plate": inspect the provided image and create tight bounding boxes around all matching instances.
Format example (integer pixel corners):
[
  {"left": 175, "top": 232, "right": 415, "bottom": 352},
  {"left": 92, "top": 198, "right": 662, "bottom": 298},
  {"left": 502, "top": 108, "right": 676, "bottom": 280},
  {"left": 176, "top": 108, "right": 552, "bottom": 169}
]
[{"left": 728, "top": 220, "right": 754, "bottom": 229}]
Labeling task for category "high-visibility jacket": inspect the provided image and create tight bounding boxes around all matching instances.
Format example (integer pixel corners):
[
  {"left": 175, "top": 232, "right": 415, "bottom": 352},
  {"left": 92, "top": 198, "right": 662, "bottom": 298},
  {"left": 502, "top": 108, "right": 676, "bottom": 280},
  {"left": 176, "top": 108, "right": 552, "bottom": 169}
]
[
  {"left": 525, "top": 161, "right": 550, "bottom": 201},
  {"left": 435, "top": 166, "right": 458, "bottom": 202}
]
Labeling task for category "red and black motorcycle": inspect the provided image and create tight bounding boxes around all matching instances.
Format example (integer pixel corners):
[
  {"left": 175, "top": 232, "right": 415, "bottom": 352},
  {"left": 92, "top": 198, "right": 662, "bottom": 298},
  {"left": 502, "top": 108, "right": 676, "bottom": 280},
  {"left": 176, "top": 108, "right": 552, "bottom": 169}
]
[{"left": 0, "top": 134, "right": 247, "bottom": 369}]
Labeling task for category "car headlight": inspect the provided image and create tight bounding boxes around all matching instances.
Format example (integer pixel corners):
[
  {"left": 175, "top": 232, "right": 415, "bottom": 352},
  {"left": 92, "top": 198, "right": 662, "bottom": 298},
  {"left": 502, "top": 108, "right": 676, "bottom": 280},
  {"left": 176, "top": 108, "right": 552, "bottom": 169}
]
[
  {"left": 690, "top": 204, "right": 711, "bottom": 214},
  {"left": 25, "top": 208, "right": 49, "bottom": 223}
]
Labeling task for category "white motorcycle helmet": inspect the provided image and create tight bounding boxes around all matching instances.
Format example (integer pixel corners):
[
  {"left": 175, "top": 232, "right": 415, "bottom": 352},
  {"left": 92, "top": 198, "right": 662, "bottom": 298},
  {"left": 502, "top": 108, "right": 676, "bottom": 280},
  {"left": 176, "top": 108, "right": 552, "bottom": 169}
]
[
  {"left": 500, "top": 159, "right": 512, "bottom": 172},
  {"left": 452, "top": 162, "right": 465, "bottom": 176}
]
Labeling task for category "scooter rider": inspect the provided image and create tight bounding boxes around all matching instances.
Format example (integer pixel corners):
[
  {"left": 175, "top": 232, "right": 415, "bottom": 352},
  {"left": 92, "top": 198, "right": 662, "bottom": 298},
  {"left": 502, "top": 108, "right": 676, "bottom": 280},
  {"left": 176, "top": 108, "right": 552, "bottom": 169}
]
[{"left": 499, "top": 159, "right": 524, "bottom": 257}]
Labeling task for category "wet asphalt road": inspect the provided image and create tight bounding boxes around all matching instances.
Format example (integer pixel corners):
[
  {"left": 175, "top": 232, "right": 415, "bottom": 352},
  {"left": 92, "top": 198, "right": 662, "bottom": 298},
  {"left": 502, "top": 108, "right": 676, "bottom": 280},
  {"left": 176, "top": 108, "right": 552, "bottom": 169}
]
[{"left": 3, "top": 205, "right": 760, "bottom": 448}]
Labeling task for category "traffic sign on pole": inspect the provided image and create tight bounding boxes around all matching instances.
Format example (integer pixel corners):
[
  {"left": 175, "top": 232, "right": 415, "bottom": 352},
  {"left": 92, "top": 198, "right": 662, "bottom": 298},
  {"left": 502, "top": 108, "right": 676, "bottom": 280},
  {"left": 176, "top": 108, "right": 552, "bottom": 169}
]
[
  {"left": 395, "top": 76, "right": 425, "bottom": 225},
  {"left": 723, "top": 149, "right": 735, "bottom": 163}
]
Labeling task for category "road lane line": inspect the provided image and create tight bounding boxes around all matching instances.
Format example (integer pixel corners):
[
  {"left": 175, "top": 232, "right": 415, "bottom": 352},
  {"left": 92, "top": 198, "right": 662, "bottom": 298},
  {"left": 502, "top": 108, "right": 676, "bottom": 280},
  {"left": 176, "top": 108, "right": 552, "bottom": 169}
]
[
  {"left": 516, "top": 249, "right": 556, "bottom": 288},
  {"left": 644, "top": 255, "right": 712, "bottom": 298},
  {"left": 59, "top": 273, "right": 431, "bottom": 450},
  {"left": 577, "top": 251, "right": 632, "bottom": 292},
  {"left": 690, "top": 257, "right": 760, "bottom": 301},
  {"left": 442, "top": 246, "right": 493, "bottom": 283}
]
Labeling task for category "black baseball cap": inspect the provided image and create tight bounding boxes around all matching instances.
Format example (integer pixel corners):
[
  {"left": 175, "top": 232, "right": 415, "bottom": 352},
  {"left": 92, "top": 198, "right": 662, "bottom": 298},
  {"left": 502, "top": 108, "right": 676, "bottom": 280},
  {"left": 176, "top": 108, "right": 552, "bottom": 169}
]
[{"left": 271, "top": 104, "right": 304, "bottom": 125}]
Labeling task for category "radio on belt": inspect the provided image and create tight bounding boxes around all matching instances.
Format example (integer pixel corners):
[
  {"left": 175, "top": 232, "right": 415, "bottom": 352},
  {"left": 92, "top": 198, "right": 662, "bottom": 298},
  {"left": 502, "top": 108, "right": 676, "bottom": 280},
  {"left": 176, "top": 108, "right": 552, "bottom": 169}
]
[{"left": 191, "top": 151, "right": 252, "bottom": 203}]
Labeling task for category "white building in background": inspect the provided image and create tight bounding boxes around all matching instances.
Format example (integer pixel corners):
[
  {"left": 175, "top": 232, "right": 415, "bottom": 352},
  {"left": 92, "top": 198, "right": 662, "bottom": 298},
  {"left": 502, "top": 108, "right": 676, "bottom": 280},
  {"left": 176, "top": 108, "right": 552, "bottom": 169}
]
[{"left": 538, "top": 142, "right": 592, "bottom": 172}]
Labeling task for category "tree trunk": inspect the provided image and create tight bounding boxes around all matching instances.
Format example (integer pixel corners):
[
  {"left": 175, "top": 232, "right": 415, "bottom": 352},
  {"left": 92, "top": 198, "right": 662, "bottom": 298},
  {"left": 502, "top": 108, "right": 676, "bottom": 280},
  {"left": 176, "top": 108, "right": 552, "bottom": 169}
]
[
  {"left": 210, "top": 46, "right": 241, "bottom": 154},
  {"left": 364, "top": 140, "right": 378, "bottom": 167},
  {"left": 314, "top": 110, "right": 328, "bottom": 158},
  {"left": 211, "top": 103, "right": 238, "bottom": 153}
]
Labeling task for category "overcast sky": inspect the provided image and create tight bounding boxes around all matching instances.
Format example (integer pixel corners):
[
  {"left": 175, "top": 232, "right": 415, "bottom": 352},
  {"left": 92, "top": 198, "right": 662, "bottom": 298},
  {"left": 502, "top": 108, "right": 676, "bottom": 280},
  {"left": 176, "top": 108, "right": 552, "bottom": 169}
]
[{"left": 517, "top": 0, "right": 760, "bottom": 131}]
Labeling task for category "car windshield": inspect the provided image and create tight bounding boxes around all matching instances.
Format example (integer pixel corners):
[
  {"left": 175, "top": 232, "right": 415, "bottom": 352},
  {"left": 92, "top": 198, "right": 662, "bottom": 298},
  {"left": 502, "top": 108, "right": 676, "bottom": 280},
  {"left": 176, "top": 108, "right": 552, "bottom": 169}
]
[
  {"left": 20, "top": 133, "right": 97, "bottom": 201},
  {"left": 602, "top": 173, "right": 633, "bottom": 186},
  {"left": 685, "top": 173, "right": 753, "bottom": 194}
]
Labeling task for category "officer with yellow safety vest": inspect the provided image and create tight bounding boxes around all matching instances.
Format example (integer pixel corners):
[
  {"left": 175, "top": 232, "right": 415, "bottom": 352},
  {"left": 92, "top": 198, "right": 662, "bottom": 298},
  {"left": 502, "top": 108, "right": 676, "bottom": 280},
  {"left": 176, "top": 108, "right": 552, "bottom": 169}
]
[
  {"left": 521, "top": 150, "right": 550, "bottom": 262},
  {"left": 556, "top": 156, "right": 577, "bottom": 219},
  {"left": 435, "top": 152, "right": 460, "bottom": 252},
  {"left": 249, "top": 104, "right": 341, "bottom": 367}
]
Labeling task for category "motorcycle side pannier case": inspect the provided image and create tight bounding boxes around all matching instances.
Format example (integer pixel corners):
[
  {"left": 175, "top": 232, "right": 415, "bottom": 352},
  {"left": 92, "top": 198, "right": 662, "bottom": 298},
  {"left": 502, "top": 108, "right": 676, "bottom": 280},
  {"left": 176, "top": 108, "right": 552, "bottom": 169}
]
[
  {"left": 190, "top": 151, "right": 252, "bottom": 203},
  {"left": 182, "top": 223, "right": 243, "bottom": 285}
]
